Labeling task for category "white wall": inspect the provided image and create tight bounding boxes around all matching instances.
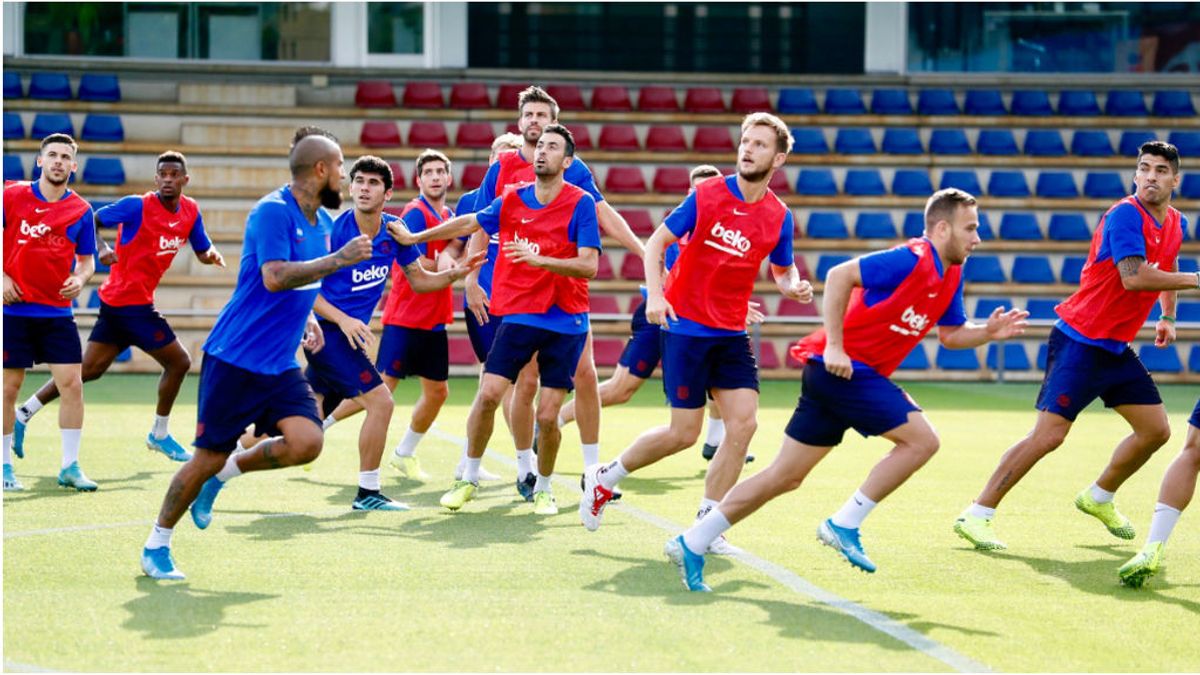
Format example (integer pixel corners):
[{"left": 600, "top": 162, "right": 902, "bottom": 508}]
[{"left": 864, "top": 2, "right": 907, "bottom": 74}]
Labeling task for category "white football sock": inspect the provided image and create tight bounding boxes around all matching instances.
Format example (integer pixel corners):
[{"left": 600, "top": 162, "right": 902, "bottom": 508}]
[
  {"left": 968, "top": 503, "right": 996, "bottom": 520},
  {"left": 534, "top": 472, "right": 552, "bottom": 493},
  {"left": 1147, "top": 502, "right": 1182, "bottom": 545},
  {"left": 322, "top": 414, "right": 337, "bottom": 431},
  {"left": 215, "top": 451, "right": 244, "bottom": 482},
  {"left": 695, "top": 497, "right": 720, "bottom": 521},
  {"left": 704, "top": 418, "right": 725, "bottom": 446},
  {"left": 581, "top": 443, "right": 600, "bottom": 467},
  {"left": 831, "top": 489, "right": 877, "bottom": 529},
  {"left": 1089, "top": 483, "right": 1115, "bottom": 504},
  {"left": 359, "top": 469, "right": 381, "bottom": 491},
  {"left": 2, "top": 434, "right": 12, "bottom": 464},
  {"left": 683, "top": 508, "right": 731, "bottom": 555},
  {"left": 394, "top": 428, "right": 424, "bottom": 458},
  {"left": 515, "top": 448, "right": 534, "bottom": 477},
  {"left": 151, "top": 415, "right": 170, "bottom": 440},
  {"left": 60, "top": 428, "right": 81, "bottom": 468},
  {"left": 598, "top": 459, "right": 629, "bottom": 490},
  {"left": 145, "top": 525, "right": 173, "bottom": 550},
  {"left": 557, "top": 413, "right": 567, "bottom": 429},
  {"left": 462, "top": 457, "right": 481, "bottom": 484},
  {"left": 17, "top": 396, "right": 43, "bottom": 423}
]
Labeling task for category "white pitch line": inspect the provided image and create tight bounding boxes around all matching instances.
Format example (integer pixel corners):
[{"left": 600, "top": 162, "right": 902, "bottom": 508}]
[{"left": 3, "top": 506, "right": 385, "bottom": 540}]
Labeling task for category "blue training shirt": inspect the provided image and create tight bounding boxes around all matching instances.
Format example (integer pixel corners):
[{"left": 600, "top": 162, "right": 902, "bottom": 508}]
[
  {"left": 6, "top": 182, "right": 96, "bottom": 318},
  {"left": 456, "top": 187, "right": 501, "bottom": 296},
  {"left": 318, "top": 209, "right": 421, "bottom": 326},
  {"left": 96, "top": 194, "right": 212, "bottom": 251}
]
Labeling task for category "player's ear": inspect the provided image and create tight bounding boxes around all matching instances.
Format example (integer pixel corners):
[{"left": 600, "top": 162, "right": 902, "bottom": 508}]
[{"left": 383, "top": 188, "right": 393, "bottom": 203}]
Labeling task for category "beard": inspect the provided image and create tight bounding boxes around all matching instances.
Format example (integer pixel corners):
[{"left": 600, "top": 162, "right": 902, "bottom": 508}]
[
  {"left": 42, "top": 170, "right": 69, "bottom": 186},
  {"left": 738, "top": 165, "right": 771, "bottom": 183},
  {"left": 319, "top": 184, "right": 343, "bottom": 209}
]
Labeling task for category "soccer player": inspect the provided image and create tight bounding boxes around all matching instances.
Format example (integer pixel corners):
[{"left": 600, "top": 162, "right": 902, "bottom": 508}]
[
  {"left": 15, "top": 151, "right": 224, "bottom": 464},
  {"left": 3, "top": 133, "right": 96, "bottom": 492},
  {"left": 1118, "top": 397, "right": 1200, "bottom": 587},
  {"left": 390, "top": 124, "right": 599, "bottom": 516},
  {"left": 954, "top": 141, "right": 1197, "bottom": 552},
  {"left": 578, "top": 113, "right": 813, "bottom": 548},
  {"left": 305, "top": 155, "right": 480, "bottom": 510},
  {"left": 140, "top": 127, "right": 373, "bottom": 580},
  {"left": 665, "top": 188, "right": 1029, "bottom": 590}
]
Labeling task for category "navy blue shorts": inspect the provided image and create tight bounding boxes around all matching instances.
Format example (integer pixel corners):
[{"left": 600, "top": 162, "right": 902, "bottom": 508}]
[
  {"left": 88, "top": 302, "right": 176, "bottom": 352},
  {"left": 464, "top": 306, "right": 503, "bottom": 362},
  {"left": 194, "top": 354, "right": 322, "bottom": 453},
  {"left": 661, "top": 331, "right": 759, "bottom": 409},
  {"left": 785, "top": 360, "right": 921, "bottom": 447},
  {"left": 484, "top": 322, "right": 587, "bottom": 391},
  {"left": 376, "top": 325, "right": 449, "bottom": 381},
  {"left": 304, "top": 319, "right": 384, "bottom": 416},
  {"left": 1190, "top": 399, "right": 1200, "bottom": 429},
  {"left": 3, "top": 313, "right": 82, "bottom": 368},
  {"left": 618, "top": 300, "right": 661, "bottom": 379},
  {"left": 1035, "top": 327, "right": 1161, "bottom": 422}
]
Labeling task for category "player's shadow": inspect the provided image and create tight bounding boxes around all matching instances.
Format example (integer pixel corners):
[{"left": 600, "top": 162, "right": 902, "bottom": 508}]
[
  {"left": 3, "top": 470, "right": 158, "bottom": 501},
  {"left": 219, "top": 510, "right": 369, "bottom": 542},
  {"left": 613, "top": 472, "right": 704, "bottom": 498},
  {"left": 365, "top": 502, "right": 579, "bottom": 549},
  {"left": 122, "top": 577, "right": 276, "bottom": 639},
  {"left": 287, "top": 475, "right": 446, "bottom": 510}
]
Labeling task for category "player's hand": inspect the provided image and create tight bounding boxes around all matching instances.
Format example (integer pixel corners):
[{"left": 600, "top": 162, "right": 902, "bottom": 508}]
[
  {"left": 745, "top": 301, "right": 765, "bottom": 326},
  {"left": 503, "top": 240, "right": 541, "bottom": 267},
  {"left": 338, "top": 317, "right": 374, "bottom": 351},
  {"left": 387, "top": 220, "right": 417, "bottom": 246},
  {"left": 645, "top": 294, "right": 677, "bottom": 327},
  {"left": 984, "top": 307, "right": 1030, "bottom": 341},
  {"left": 3, "top": 275, "right": 23, "bottom": 305},
  {"left": 337, "top": 234, "right": 373, "bottom": 265},
  {"left": 465, "top": 276, "right": 490, "bottom": 325},
  {"left": 99, "top": 245, "right": 118, "bottom": 267},
  {"left": 1155, "top": 318, "right": 1177, "bottom": 347},
  {"left": 59, "top": 275, "right": 84, "bottom": 299},
  {"left": 302, "top": 316, "right": 325, "bottom": 354},
  {"left": 198, "top": 247, "right": 226, "bottom": 268},
  {"left": 782, "top": 278, "right": 814, "bottom": 304},
  {"left": 448, "top": 250, "right": 487, "bottom": 282},
  {"left": 822, "top": 344, "right": 853, "bottom": 379}
]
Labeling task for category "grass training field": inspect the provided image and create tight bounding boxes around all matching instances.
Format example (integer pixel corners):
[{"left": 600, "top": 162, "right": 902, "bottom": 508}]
[{"left": 3, "top": 374, "right": 1198, "bottom": 672}]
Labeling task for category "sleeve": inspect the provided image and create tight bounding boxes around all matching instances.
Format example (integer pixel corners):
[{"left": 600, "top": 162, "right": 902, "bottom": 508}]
[
  {"left": 568, "top": 195, "right": 602, "bottom": 250},
  {"left": 478, "top": 162, "right": 501, "bottom": 205},
  {"left": 249, "top": 202, "right": 293, "bottom": 265},
  {"left": 70, "top": 208, "right": 97, "bottom": 256},
  {"left": 475, "top": 197, "right": 503, "bottom": 237},
  {"left": 564, "top": 158, "right": 605, "bottom": 203},
  {"left": 662, "top": 192, "right": 699, "bottom": 238},
  {"left": 96, "top": 195, "right": 144, "bottom": 244},
  {"left": 455, "top": 190, "right": 478, "bottom": 217},
  {"left": 1103, "top": 203, "right": 1147, "bottom": 262},
  {"left": 188, "top": 211, "right": 213, "bottom": 252},
  {"left": 402, "top": 209, "right": 429, "bottom": 256},
  {"left": 393, "top": 242, "right": 421, "bottom": 268},
  {"left": 858, "top": 246, "right": 921, "bottom": 291},
  {"left": 768, "top": 211, "right": 795, "bottom": 267},
  {"left": 937, "top": 277, "right": 968, "bottom": 327}
]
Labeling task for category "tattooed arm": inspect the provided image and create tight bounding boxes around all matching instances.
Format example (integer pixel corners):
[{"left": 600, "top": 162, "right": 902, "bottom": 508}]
[
  {"left": 261, "top": 234, "right": 373, "bottom": 292},
  {"left": 1116, "top": 255, "right": 1200, "bottom": 292}
]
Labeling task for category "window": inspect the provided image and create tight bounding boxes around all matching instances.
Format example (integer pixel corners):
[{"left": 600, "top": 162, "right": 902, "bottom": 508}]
[{"left": 367, "top": 2, "right": 424, "bottom": 55}]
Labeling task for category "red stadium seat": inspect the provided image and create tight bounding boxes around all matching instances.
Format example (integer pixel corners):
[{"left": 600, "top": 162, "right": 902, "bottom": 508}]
[
  {"left": 383, "top": 205, "right": 405, "bottom": 218},
  {"left": 599, "top": 124, "right": 640, "bottom": 151},
  {"left": 620, "top": 254, "right": 646, "bottom": 280},
  {"left": 403, "top": 81, "right": 444, "bottom": 109},
  {"left": 778, "top": 298, "right": 817, "bottom": 316},
  {"left": 546, "top": 84, "right": 586, "bottom": 111},
  {"left": 653, "top": 167, "right": 691, "bottom": 194},
  {"left": 408, "top": 121, "right": 449, "bottom": 147},
  {"left": 646, "top": 126, "right": 688, "bottom": 152},
  {"left": 619, "top": 208, "right": 655, "bottom": 235},
  {"left": 593, "top": 339, "right": 625, "bottom": 367},
  {"left": 594, "top": 252, "right": 615, "bottom": 280},
  {"left": 449, "top": 337, "right": 477, "bottom": 365},
  {"left": 460, "top": 164, "right": 488, "bottom": 191},
  {"left": 626, "top": 295, "right": 644, "bottom": 313},
  {"left": 684, "top": 87, "right": 726, "bottom": 113},
  {"left": 605, "top": 166, "right": 647, "bottom": 193},
  {"left": 361, "top": 121, "right": 402, "bottom": 148},
  {"left": 565, "top": 123, "right": 593, "bottom": 151},
  {"left": 455, "top": 122, "right": 495, "bottom": 149},
  {"left": 794, "top": 254, "right": 812, "bottom": 280},
  {"left": 638, "top": 86, "right": 680, "bottom": 112},
  {"left": 590, "top": 295, "right": 621, "bottom": 314},
  {"left": 785, "top": 343, "right": 805, "bottom": 369},
  {"left": 592, "top": 85, "right": 633, "bottom": 112},
  {"left": 693, "top": 126, "right": 734, "bottom": 153},
  {"left": 748, "top": 295, "right": 770, "bottom": 316},
  {"left": 449, "top": 82, "right": 491, "bottom": 109},
  {"left": 504, "top": 122, "right": 520, "bottom": 135},
  {"left": 452, "top": 292, "right": 465, "bottom": 308},
  {"left": 731, "top": 87, "right": 772, "bottom": 113},
  {"left": 386, "top": 163, "right": 408, "bottom": 190},
  {"left": 355, "top": 80, "right": 396, "bottom": 108},
  {"left": 497, "top": 83, "right": 532, "bottom": 109},
  {"left": 768, "top": 169, "right": 791, "bottom": 194},
  {"left": 755, "top": 340, "right": 781, "bottom": 369}
]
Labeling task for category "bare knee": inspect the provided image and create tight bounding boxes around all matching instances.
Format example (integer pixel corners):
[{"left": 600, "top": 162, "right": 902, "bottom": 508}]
[
  {"left": 666, "top": 421, "right": 703, "bottom": 451},
  {"left": 56, "top": 375, "right": 83, "bottom": 400},
  {"left": 169, "top": 350, "right": 193, "bottom": 376},
  {"left": 535, "top": 408, "right": 560, "bottom": 431},
  {"left": 364, "top": 389, "right": 394, "bottom": 420},
  {"left": 1140, "top": 421, "right": 1172, "bottom": 450},
  {"left": 906, "top": 434, "right": 940, "bottom": 462},
  {"left": 425, "top": 381, "right": 449, "bottom": 406},
  {"left": 724, "top": 415, "right": 757, "bottom": 441},
  {"left": 80, "top": 365, "right": 104, "bottom": 383},
  {"left": 289, "top": 428, "right": 324, "bottom": 464},
  {"left": 1029, "top": 426, "right": 1068, "bottom": 455}
]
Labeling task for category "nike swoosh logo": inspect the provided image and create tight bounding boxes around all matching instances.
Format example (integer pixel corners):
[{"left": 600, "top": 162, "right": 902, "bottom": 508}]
[
  {"left": 733, "top": 209, "right": 749, "bottom": 216},
  {"left": 928, "top": 292, "right": 939, "bottom": 298},
  {"left": 521, "top": 218, "right": 535, "bottom": 224},
  {"left": 34, "top": 208, "right": 50, "bottom": 214},
  {"left": 853, "top": 498, "right": 863, "bottom": 506},
  {"left": 167, "top": 221, "right": 180, "bottom": 228}
]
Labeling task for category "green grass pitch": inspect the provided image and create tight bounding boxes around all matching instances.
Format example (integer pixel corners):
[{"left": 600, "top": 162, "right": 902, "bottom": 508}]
[{"left": 4, "top": 375, "right": 1198, "bottom": 672}]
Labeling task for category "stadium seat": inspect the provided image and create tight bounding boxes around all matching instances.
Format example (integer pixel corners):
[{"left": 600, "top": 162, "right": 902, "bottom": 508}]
[
  {"left": 3, "top": 112, "right": 23, "bottom": 139},
  {"left": 3, "top": 72, "right": 21, "bottom": 98},
  {"left": 643, "top": 125, "right": 685, "bottom": 152},
  {"left": 881, "top": 128, "right": 923, "bottom": 154},
  {"left": 843, "top": 169, "right": 886, "bottom": 196},
  {"left": 792, "top": 255, "right": 813, "bottom": 281},
  {"left": 3, "top": 155, "right": 23, "bottom": 181},
  {"left": 408, "top": 121, "right": 449, "bottom": 147},
  {"left": 496, "top": 83, "right": 532, "bottom": 109},
  {"left": 1178, "top": 301, "right": 1200, "bottom": 322},
  {"left": 977, "top": 212, "right": 995, "bottom": 240},
  {"left": 31, "top": 113, "right": 73, "bottom": 138},
  {"left": 1057, "top": 90, "right": 1100, "bottom": 116},
  {"left": 545, "top": 84, "right": 586, "bottom": 111},
  {"left": 776, "top": 88, "right": 819, "bottom": 114},
  {"left": 901, "top": 211, "right": 924, "bottom": 238},
  {"left": 449, "top": 337, "right": 477, "bottom": 365},
  {"left": 620, "top": 209, "right": 655, "bottom": 236},
  {"left": 354, "top": 81, "right": 396, "bottom": 108},
  {"left": 1181, "top": 174, "right": 1200, "bottom": 199},
  {"left": 114, "top": 347, "right": 132, "bottom": 363},
  {"left": 620, "top": 254, "right": 646, "bottom": 281},
  {"left": 81, "top": 114, "right": 124, "bottom": 142},
  {"left": 604, "top": 166, "right": 646, "bottom": 194},
  {"left": 977, "top": 129, "right": 1019, "bottom": 156},
  {"left": 917, "top": 88, "right": 958, "bottom": 115},
  {"left": 86, "top": 289, "right": 103, "bottom": 308},
  {"left": 1011, "top": 255, "right": 1055, "bottom": 283},
  {"left": 754, "top": 340, "right": 781, "bottom": 370},
  {"left": 1083, "top": 172, "right": 1127, "bottom": 199},
  {"left": 870, "top": 89, "right": 913, "bottom": 115},
  {"left": 599, "top": 124, "right": 640, "bottom": 151},
  {"left": 403, "top": 81, "right": 444, "bottom": 108},
  {"left": 963, "top": 90, "right": 1006, "bottom": 115},
  {"left": 1190, "top": 345, "right": 1200, "bottom": 373},
  {"left": 504, "top": 122, "right": 520, "bottom": 135},
  {"left": 1024, "top": 130, "right": 1066, "bottom": 156},
  {"left": 999, "top": 212, "right": 1041, "bottom": 239},
  {"left": 385, "top": 163, "right": 407, "bottom": 190},
  {"left": 768, "top": 169, "right": 790, "bottom": 194},
  {"left": 790, "top": 128, "right": 827, "bottom": 154},
  {"left": 731, "top": 87, "right": 771, "bottom": 113},
  {"left": 936, "top": 345, "right": 980, "bottom": 370},
  {"left": 963, "top": 255, "right": 1006, "bottom": 283},
  {"left": 693, "top": 126, "right": 733, "bottom": 153},
  {"left": 898, "top": 343, "right": 930, "bottom": 370},
  {"left": 795, "top": 169, "right": 837, "bottom": 195},
  {"left": 1061, "top": 256, "right": 1087, "bottom": 284},
  {"left": 1036, "top": 343, "right": 1050, "bottom": 370},
  {"left": 449, "top": 82, "right": 491, "bottom": 109},
  {"left": 29, "top": 72, "right": 71, "bottom": 100},
  {"left": 592, "top": 85, "right": 633, "bottom": 112},
  {"left": 77, "top": 74, "right": 120, "bottom": 102},
  {"left": 1139, "top": 344, "right": 1182, "bottom": 373},
  {"left": 593, "top": 253, "right": 614, "bottom": 281},
  {"left": 806, "top": 212, "right": 849, "bottom": 239},
  {"left": 1035, "top": 172, "right": 1079, "bottom": 198},
  {"left": 1070, "top": 130, "right": 1115, "bottom": 157},
  {"left": 974, "top": 297, "right": 1013, "bottom": 319},
  {"left": 1167, "top": 131, "right": 1200, "bottom": 157},
  {"left": 816, "top": 254, "right": 852, "bottom": 281},
  {"left": 1011, "top": 90, "right": 1053, "bottom": 116},
  {"left": 1152, "top": 90, "right": 1196, "bottom": 117},
  {"left": 653, "top": 167, "right": 690, "bottom": 194},
  {"left": 824, "top": 89, "right": 866, "bottom": 114},
  {"left": 1026, "top": 298, "right": 1059, "bottom": 320},
  {"left": 854, "top": 212, "right": 897, "bottom": 239},
  {"left": 1118, "top": 130, "right": 1156, "bottom": 156},
  {"left": 459, "top": 164, "right": 488, "bottom": 191},
  {"left": 893, "top": 169, "right": 933, "bottom": 197},
  {"left": 987, "top": 343, "right": 1031, "bottom": 371},
  {"left": 638, "top": 86, "right": 679, "bottom": 112},
  {"left": 1180, "top": 258, "right": 1199, "bottom": 274},
  {"left": 593, "top": 338, "right": 625, "bottom": 367},
  {"left": 939, "top": 170, "right": 983, "bottom": 196},
  {"left": 455, "top": 122, "right": 495, "bottom": 149},
  {"left": 589, "top": 295, "right": 621, "bottom": 314},
  {"left": 988, "top": 171, "right": 1031, "bottom": 198},
  {"left": 1048, "top": 213, "right": 1091, "bottom": 241},
  {"left": 566, "top": 123, "right": 593, "bottom": 150},
  {"left": 1105, "top": 90, "right": 1148, "bottom": 116},
  {"left": 82, "top": 157, "right": 125, "bottom": 185},
  {"left": 684, "top": 87, "right": 726, "bottom": 113},
  {"left": 834, "top": 128, "right": 876, "bottom": 154},
  {"left": 360, "top": 121, "right": 402, "bottom": 147},
  {"left": 929, "top": 128, "right": 971, "bottom": 155},
  {"left": 778, "top": 297, "right": 818, "bottom": 317}
]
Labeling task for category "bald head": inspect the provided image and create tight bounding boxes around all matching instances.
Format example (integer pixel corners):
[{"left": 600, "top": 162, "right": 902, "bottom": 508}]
[{"left": 289, "top": 134, "right": 342, "bottom": 178}]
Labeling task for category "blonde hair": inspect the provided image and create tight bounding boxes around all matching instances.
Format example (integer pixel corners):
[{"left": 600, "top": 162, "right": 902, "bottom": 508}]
[
  {"left": 491, "top": 133, "right": 523, "bottom": 152},
  {"left": 741, "top": 112, "right": 793, "bottom": 154},
  {"left": 689, "top": 165, "right": 722, "bottom": 183}
]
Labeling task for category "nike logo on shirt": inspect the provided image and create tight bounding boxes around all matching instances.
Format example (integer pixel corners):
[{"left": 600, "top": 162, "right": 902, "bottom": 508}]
[
  {"left": 521, "top": 218, "right": 535, "bottom": 224},
  {"left": 733, "top": 209, "right": 749, "bottom": 216},
  {"left": 34, "top": 208, "right": 50, "bottom": 214},
  {"left": 168, "top": 221, "right": 180, "bottom": 228}
]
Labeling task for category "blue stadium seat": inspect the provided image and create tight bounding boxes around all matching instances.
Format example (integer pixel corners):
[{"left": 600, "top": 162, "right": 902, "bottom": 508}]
[
  {"left": 917, "top": 89, "right": 958, "bottom": 115},
  {"left": 854, "top": 212, "right": 896, "bottom": 239},
  {"left": 1180, "top": 258, "right": 1199, "bottom": 274},
  {"left": 1070, "top": 130, "right": 1114, "bottom": 157},
  {"left": 82, "top": 157, "right": 125, "bottom": 185},
  {"left": 1083, "top": 172, "right": 1127, "bottom": 199},
  {"left": 987, "top": 343, "right": 1031, "bottom": 371},
  {"left": 3, "top": 155, "right": 23, "bottom": 181},
  {"left": 777, "top": 88, "right": 819, "bottom": 114},
  {"left": 92, "top": 250, "right": 110, "bottom": 273},
  {"left": 881, "top": 128, "right": 922, "bottom": 154},
  {"left": 81, "top": 114, "right": 124, "bottom": 142},
  {"left": 1057, "top": 90, "right": 1100, "bottom": 116},
  {"left": 1139, "top": 344, "right": 1182, "bottom": 373},
  {"left": 902, "top": 211, "right": 924, "bottom": 238},
  {"left": 963, "top": 255, "right": 1006, "bottom": 283},
  {"left": 1060, "top": 256, "right": 1087, "bottom": 284},
  {"left": 790, "top": 128, "right": 827, "bottom": 154},
  {"left": 964, "top": 90, "right": 1006, "bottom": 115},
  {"left": 1180, "top": 174, "right": 1200, "bottom": 199},
  {"left": 928, "top": 128, "right": 971, "bottom": 155},
  {"left": 1011, "top": 90, "right": 1053, "bottom": 116},
  {"left": 898, "top": 343, "right": 930, "bottom": 370},
  {"left": 1105, "top": 90, "right": 1148, "bottom": 116},
  {"left": 115, "top": 347, "right": 133, "bottom": 363},
  {"left": 3, "top": 112, "right": 23, "bottom": 139},
  {"left": 937, "top": 345, "right": 980, "bottom": 370},
  {"left": 892, "top": 169, "right": 933, "bottom": 197},
  {"left": 3, "top": 72, "right": 21, "bottom": 99},
  {"left": 31, "top": 113, "right": 74, "bottom": 138},
  {"left": 974, "top": 297, "right": 1013, "bottom": 319},
  {"left": 1048, "top": 213, "right": 1091, "bottom": 241},
  {"left": 1190, "top": 345, "right": 1200, "bottom": 373},
  {"left": 1026, "top": 298, "right": 1059, "bottom": 320},
  {"left": 86, "top": 289, "right": 103, "bottom": 308},
  {"left": 824, "top": 89, "right": 866, "bottom": 114},
  {"left": 795, "top": 169, "right": 837, "bottom": 196},
  {"left": 1167, "top": 131, "right": 1200, "bottom": 157},
  {"left": 1024, "top": 130, "right": 1066, "bottom": 156},
  {"left": 77, "top": 74, "right": 120, "bottom": 102},
  {"left": 977, "top": 212, "right": 995, "bottom": 240},
  {"left": 1152, "top": 90, "right": 1196, "bottom": 117},
  {"left": 977, "top": 129, "right": 1019, "bottom": 156},
  {"left": 1037, "top": 343, "right": 1049, "bottom": 370},
  {"left": 1118, "top": 130, "right": 1156, "bottom": 156},
  {"left": 816, "top": 254, "right": 852, "bottom": 281},
  {"left": 1179, "top": 301, "right": 1200, "bottom": 322},
  {"left": 988, "top": 171, "right": 1031, "bottom": 198},
  {"left": 806, "top": 212, "right": 849, "bottom": 239},
  {"left": 998, "top": 212, "right": 1041, "bottom": 239},
  {"left": 843, "top": 169, "right": 885, "bottom": 196},
  {"left": 834, "top": 128, "right": 876, "bottom": 154},
  {"left": 28, "top": 72, "right": 71, "bottom": 100},
  {"left": 1012, "top": 255, "right": 1055, "bottom": 283},
  {"left": 870, "top": 89, "right": 913, "bottom": 115},
  {"left": 1035, "top": 172, "right": 1078, "bottom": 198},
  {"left": 939, "top": 170, "right": 982, "bottom": 196}
]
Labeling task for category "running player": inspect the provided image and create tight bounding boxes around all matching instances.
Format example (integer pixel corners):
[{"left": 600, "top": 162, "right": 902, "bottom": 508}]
[
  {"left": 3, "top": 133, "right": 96, "bottom": 492},
  {"left": 15, "top": 151, "right": 224, "bottom": 464},
  {"left": 666, "top": 188, "right": 1028, "bottom": 590},
  {"left": 954, "top": 141, "right": 1197, "bottom": 552}
]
